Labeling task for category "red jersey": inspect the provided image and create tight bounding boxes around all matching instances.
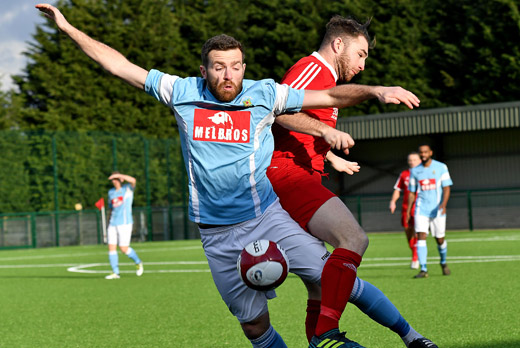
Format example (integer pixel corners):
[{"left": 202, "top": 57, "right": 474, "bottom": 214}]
[
  {"left": 394, "top": 169, "right": 414, "bottom": 214},
  {"left": 271, "top": 52, "right": 338, "bottom": 173}
]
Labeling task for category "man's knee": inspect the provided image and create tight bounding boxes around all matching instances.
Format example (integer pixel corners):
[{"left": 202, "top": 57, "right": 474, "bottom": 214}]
[
  {"left": 326, "top": 223, "right": 368, "bottom": 254},
  {"left": 241, "top": 311, "right": 271, "bottom": 339},
  {"left": 353, "top": 228, "right": 369, "bottom": 253},
  {"left": 417, "top": 231, "right": 428, "bottom": 240}
]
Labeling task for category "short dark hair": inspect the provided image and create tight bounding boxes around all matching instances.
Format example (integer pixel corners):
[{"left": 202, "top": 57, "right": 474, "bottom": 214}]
[
  {"left": 321, "top": 15, "right": 375, "bottom": 49},
  {"left": 110, "top": 171, "right": 121, "bottom": 183},
  {"left": 201, "top": 34, "right": 245, "bottom": 67},
  {"left": 418, "top": 144, "right": 432, "bottom": 151},
  {"left": 408, "top": 151, "right": 419, "bottom": 157}
]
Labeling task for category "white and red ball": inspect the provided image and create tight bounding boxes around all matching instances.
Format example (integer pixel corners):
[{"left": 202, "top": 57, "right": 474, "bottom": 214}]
[{"left": 237, "top": 240, "right": 289, "bottom": 291}]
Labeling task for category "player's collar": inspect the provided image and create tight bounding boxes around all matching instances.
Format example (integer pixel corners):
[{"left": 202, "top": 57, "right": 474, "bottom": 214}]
[{"left": 311, "top": 52, "right": 338, "bottom": 82}]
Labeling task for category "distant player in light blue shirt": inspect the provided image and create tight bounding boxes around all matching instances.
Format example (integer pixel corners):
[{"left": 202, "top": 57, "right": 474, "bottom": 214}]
[
  {"left": 108, "top": 179, "right": 134, "bottom": 226},
  {"left": 408, "top": 145, "right": 453, "bottom": 278},
  {"left": 105, "top": 172, "right": 143, "bottom": 279}
]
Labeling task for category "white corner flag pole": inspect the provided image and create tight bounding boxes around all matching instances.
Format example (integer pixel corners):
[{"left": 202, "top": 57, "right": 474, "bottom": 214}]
[{"left": 101, "top": 206, "right": 107, "bottom": 244}]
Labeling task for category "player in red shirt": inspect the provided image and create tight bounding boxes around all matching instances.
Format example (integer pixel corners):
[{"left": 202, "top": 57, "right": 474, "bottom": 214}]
[
  {"left": 390, "top": 152, "right": 422, "bottom": 269},
  {"left": 269, "top": 16, "right": 436, "bottom": 348}
]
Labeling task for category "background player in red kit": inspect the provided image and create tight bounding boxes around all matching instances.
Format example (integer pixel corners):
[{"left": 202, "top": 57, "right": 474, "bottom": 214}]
[
  {"left": 269, "top": 15, "right": 437, "bottom": 348},
  {"left": 390, "top": 152, "right": 422, "bottom": 269}
]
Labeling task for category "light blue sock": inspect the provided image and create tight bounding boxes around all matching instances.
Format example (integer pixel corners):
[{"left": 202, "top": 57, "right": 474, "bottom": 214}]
[
  {"left": 125, "top": 247, "right": 141, "bottom": 264},
  {"left": 349, "top": 278, "right": 411, "bottom": 337},
  {"left": 437, "top": 240, "right": 447, "bottom": 265},
  {"left": 417, "top": 240, "right": 428, "bottom": 271},
  {"left": 250, "top": 325, "right": 287, "bottom": 348},
  {"left": 108, "top": 251, "right": 119, "bottom": 274}
]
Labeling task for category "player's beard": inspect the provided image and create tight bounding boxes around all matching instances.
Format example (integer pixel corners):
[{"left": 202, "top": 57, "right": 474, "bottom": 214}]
[
  {"left": 208, "top": 79, "right": 242, "bottom": 102},
  {"left": 337, "top": 52, "right": 354, "bottom": 84}
]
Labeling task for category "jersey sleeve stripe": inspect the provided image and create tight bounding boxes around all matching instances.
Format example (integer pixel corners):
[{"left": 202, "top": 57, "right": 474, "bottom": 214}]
[
  {"left": 393, "top": 176, "right": 402, "bottom": 191},
  {"left": 293, "top": 64, "right": 320, "bottom": 90},
  {"left": 299, "top": 66, "right": 322, "bottom": 89},
  {"left": 289, "top": 62, "right": 317, "bottom": 89}
]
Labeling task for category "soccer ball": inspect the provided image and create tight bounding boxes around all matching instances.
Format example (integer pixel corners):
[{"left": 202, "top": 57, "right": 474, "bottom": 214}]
[{"left": 237, "top": 240, "right": 290, "bottom": 291}]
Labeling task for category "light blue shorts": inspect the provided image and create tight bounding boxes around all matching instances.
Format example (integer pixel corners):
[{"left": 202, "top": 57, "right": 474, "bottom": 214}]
[{"left": 199, "top": 199, "right": 329, "bottom": 323}]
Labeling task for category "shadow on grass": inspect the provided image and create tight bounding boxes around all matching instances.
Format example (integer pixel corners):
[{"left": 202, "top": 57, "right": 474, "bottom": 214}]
[{"left": 450, "top": 340, "right": 520, "bottom": 348}]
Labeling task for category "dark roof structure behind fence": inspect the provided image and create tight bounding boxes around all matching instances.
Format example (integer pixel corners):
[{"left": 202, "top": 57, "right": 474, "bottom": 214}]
[{"left": 337, "top": 101, "right": 520, "bottom": 140}]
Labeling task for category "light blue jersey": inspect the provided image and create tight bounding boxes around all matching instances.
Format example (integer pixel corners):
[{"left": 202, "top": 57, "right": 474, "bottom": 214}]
[
  {"left": 145, "top": 69, "right": 305, "bottom": 225},
  {"left": 108, "top": 183, "right": 134, "bottom": 226},
  {"left": 409, "top": 160, "right": 453, "bottom": 218}
]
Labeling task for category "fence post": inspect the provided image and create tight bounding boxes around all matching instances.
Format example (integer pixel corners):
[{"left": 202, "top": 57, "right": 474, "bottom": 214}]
[
  {"left": 52, "top": 134, "right": 60, "bottom": 247},
  {"left": 96, "top": 209, "right": 102, "bottom": 244},
  {"left": 467, "top": 190, "right": 474, "bottom": 231},
  {"left": 30, "top": 213, "right": 37, "bottom": 248},
  {"left": 0, "top": 217, "right": 3, "bottom": 247},
  {"left": 143, "top": 138, "right": 153, "bottom": 241}
]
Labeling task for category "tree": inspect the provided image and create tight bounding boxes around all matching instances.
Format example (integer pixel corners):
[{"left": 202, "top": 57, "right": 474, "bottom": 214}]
[
  {"left": 0, "top": 85, "right": 10, "bottom": 129},
  {"left": 14, "top": 0, "right": 186, "bottom": 138},
  {"left": 0, "top": 85, "right": 22, "bottom": 129},
  {"left": 424, "top": 0, "right": 520, "bottom": 106}
]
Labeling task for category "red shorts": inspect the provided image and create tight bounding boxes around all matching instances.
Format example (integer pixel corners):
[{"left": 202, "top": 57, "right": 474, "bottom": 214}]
[{"left": 267, "top": 158, "right": 335, "bottom": 232}]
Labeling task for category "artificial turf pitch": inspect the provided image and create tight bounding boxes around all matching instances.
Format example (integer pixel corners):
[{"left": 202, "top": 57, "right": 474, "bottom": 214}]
[{"left": 0, "top": 229, "right": 519, "bottom": 347}]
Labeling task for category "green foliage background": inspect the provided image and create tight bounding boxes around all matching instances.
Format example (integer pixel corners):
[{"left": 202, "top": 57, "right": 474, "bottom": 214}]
[
  {"left": 9, "top": 0, "right": 520, "bottom": 132},
  {"left": 1, "top": 0, "right": 519, "bottom": 213},
  {"left": 0, "top": 130, "right": 184, "bottom": 213}
]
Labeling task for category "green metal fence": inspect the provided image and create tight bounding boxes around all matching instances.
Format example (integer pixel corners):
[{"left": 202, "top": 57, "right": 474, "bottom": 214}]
[
  {"left": 1, "top": 188, "right": 519, "bottom": 249},
  {"left": 0, "top": 206, "right": 199, "bottom": 250},
  {"left": 0, "top": 130, "right": 194, "bottom": 249},
  {"left": 1, "top": 130, "right": 519, "bottom": 249},
  {"left": 341, "top": 187, "right": 520, "bottom": 233}
]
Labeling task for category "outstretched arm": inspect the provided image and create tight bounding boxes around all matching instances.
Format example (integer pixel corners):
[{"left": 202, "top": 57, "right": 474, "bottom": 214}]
[
  {"left": 439, "top": 186, "right": 451, "bottom": 215},
  {"left": 275, "top": 112, "right": 355, "bottom": 154},
  {"left": 406, "top": 191, "right": 416, "bottom": 223},
  {"left": 108, "top": 173, "right": 137, "bottom": 188},
  {"left": 302, "top": 84, "right": 420, "bottom": 110},
  {"left": 389, "top": 189, "right": 400, "bottom": 214},
  {"left": 325, "top": 151, "right": 360, "bottom": 175},
  {"left": 36, "top": 4, "right": 148, "bottom": 89}
]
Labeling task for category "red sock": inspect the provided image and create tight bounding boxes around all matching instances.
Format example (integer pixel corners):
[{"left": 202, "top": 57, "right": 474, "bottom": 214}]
[
  {"left": 315, "top": 248, "right": 362, "bottom": 337},
  {"left": 305, "top": 299, "right": 321, "bottom": 342},
  {"left": 410, "top": 237, "right": 418, "bottom": 261}
]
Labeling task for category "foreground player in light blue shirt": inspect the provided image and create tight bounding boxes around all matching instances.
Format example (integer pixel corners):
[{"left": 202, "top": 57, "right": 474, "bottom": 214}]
[
  {"left": 408, "top": 145, "right": 453, "bottom": 278},
  {"left": 37, "top": 4, "right": 422, "bottom": 348}
]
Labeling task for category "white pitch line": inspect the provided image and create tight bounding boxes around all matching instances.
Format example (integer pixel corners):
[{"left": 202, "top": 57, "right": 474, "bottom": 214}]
[
  {"left": 67, "top": 261, "right": 209, "bottom": 274},
  {"left": 1, "top": 235, "right": 517, "bottom": 262},
  {"left": 0, "top": 263, "right": 78, "bottom": 269},
  {"left": 362, "top": 256, "right": 520, "bottom": 268},
  {"left": 448, "top": 236, "right": 520, "bottom": 242},
  {"left": 363, "top": 254, "right": 520, "bottom": 261},
  {"left": 0, "top": 245, "right": 202, "bottom": 262},
  {"left": 0, "top": 261, "right": 207, "bottom": 270}
]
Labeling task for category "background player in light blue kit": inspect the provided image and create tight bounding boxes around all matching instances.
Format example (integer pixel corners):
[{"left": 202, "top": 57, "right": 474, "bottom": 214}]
[
  {"left": 407, "top": 144, "right": 453, "bottom": 278},
  {"left": 106, "top": 172, "right": 144, "bottom": 279}
]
